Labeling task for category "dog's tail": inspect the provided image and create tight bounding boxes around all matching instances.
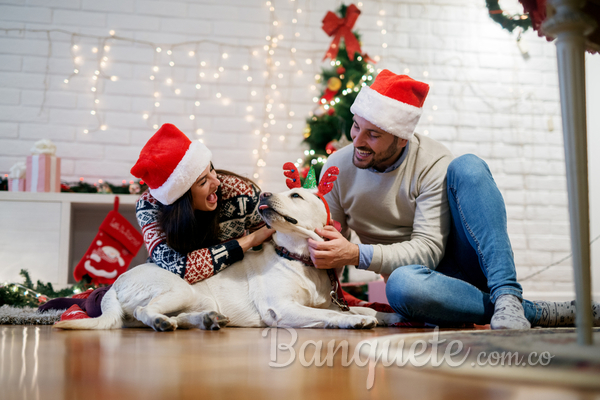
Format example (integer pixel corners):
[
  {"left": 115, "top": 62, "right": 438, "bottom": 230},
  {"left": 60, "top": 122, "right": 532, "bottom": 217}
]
[{"left": 54, "top": 287, "right": 123, "bottom": 330}]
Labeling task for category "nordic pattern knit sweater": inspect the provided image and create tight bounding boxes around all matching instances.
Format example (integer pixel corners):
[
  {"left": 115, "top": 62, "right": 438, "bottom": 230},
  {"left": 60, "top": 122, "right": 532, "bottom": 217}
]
[
  {"left": 135, "top": 174, "right": 265, "bottom": 284},
  {"left": 323, "top": 133, "right": 454, "bottom": 276}
]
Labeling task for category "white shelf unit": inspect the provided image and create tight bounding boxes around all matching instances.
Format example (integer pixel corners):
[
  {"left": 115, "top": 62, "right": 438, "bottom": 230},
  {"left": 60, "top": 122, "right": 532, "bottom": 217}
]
[{"left": 0, "top": 192, "right": 148, "bottom": 288}]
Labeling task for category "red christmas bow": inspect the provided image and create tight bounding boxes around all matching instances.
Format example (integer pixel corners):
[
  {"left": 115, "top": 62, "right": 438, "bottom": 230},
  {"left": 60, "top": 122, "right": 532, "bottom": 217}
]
[{"left": 321, "top": 4, "right": 362, "bottom": 61}]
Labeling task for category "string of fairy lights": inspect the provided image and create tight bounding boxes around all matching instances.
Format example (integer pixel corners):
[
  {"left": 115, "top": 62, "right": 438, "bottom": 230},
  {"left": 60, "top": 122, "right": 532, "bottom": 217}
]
[{"left": 0, "top": 0, "right": 509, "bottom": 185}]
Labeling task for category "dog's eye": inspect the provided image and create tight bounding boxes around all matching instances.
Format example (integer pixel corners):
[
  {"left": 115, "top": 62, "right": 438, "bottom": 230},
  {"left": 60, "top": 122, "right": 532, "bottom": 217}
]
[{"left": 290, "top": 193, "right": 303, "bottom": 199}]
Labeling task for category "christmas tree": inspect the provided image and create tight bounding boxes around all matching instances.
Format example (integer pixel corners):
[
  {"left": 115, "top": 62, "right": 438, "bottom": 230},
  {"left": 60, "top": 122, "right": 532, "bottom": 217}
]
[{"left": 299, "top": 4, "right": 377, "bottom": 180}]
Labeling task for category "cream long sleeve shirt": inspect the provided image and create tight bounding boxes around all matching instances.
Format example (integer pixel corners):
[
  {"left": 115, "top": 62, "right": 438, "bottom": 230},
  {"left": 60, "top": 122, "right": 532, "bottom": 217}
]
[{"left": 323, "top": 133, "right": 454, "bottom": 275}]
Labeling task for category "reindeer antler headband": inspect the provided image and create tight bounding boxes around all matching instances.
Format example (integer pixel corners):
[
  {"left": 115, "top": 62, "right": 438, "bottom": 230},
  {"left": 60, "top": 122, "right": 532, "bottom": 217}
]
[{"left": 282, "top": 162, "right": 340, "bottom": 226}]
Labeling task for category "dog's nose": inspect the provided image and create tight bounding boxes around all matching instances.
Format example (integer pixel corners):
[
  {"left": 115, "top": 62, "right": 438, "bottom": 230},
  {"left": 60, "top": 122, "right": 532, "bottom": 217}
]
[{"left": 260, "top": 192, "right": 272, "bottom": 199}]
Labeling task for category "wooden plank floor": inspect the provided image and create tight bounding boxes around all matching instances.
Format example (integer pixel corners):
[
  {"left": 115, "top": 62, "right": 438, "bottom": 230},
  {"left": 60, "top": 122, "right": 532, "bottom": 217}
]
[{"left": 1, "top": 325, "right": 599, "bottom": 400}]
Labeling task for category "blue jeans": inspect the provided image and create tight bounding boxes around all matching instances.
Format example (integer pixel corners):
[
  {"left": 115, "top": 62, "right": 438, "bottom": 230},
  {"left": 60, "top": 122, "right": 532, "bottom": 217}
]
[{"left": 386, "top": 154, "right": 543, "bottom": 326}]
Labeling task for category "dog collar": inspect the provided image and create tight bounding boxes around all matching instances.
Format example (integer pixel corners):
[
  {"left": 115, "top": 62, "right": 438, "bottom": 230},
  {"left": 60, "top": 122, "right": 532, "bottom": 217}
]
[
  {"left": 273, "top": 244, "right": 350, "bottom": 312},
  {"left": 274, "top": 244, "right": 314, "bottom": 267}
]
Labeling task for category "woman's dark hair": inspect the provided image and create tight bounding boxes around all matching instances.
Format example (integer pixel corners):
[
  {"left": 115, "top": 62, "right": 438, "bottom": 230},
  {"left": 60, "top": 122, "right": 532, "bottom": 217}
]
[{"left": 157, "top": 169, "right": 258, "bottom": 254}]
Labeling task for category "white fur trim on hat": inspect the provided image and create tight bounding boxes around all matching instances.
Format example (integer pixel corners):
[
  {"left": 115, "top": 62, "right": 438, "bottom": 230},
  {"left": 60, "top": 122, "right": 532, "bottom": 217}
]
[
  {"left": 150, "top": 141, "right": 212, "bottom": 205},
  {"left": 350, "top": 85, "right": 423, "bottom": 139}
]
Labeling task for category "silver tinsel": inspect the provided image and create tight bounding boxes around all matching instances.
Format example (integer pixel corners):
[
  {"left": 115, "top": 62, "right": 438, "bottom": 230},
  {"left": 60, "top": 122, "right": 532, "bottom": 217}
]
[{"left": 0, "top": 305, "right": 64, "bottom": 325}]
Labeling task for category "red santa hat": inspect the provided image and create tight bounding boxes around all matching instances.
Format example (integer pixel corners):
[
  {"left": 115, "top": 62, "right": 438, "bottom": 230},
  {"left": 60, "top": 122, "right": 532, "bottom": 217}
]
[
  {"left": 350, "top": 70, "right": 429, "bottom": 140},
  {"left": 131, "top": 123, "right": 211, "bottom": 205}
]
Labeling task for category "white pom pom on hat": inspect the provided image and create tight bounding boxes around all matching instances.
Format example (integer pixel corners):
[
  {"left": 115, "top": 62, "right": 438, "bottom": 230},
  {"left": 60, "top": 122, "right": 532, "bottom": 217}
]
[
  {"left": 350, "top": 69, "right": 430, "bottom": 140},
  {"left": 131, "top": 123, "right": 212, "bottom": 205}
]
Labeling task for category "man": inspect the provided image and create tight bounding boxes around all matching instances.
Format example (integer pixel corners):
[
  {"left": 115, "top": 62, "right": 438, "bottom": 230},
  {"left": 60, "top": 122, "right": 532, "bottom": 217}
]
[{"left": 308, "top": 69, "right": 597, "bottom": 329}]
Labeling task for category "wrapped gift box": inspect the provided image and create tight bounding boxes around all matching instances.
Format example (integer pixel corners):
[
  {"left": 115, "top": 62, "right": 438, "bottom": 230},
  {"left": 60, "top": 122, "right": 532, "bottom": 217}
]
[
  {"left": 8, "top": 178, "right": 26, "bottom": 192},
  {"left": 26, "top": 154, "right": 61, "bottom": 192}
]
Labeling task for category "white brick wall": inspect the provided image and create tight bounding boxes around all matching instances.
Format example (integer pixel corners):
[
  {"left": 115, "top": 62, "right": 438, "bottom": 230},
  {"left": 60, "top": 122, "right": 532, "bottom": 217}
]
[{"left": 1, "top": 0, "right": 598, "bottom": 300}]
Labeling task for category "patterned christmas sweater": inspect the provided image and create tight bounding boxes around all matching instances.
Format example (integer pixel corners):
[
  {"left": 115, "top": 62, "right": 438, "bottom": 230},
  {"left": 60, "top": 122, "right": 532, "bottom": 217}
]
[{"left": 135, "top": 174, "right": 265, "bottom": 284}]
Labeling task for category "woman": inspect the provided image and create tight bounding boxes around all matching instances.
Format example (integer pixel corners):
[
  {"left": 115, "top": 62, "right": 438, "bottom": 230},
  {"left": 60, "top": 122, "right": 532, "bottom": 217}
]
[{"left": 41, "top": 123, "right": 273, "bottom": 317}]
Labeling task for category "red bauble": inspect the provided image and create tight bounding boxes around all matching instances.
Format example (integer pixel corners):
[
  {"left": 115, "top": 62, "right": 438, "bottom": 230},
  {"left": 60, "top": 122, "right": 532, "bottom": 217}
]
[
  {"left": 327, "top": 108, "right": 335, "bottom": 116},
  {"left": 325, "top": 141, "right": 337, "bottom": 155},
  {"left": 336, "top": 66, "right": 346, "bottom": 74},
  {"left": 300, "top": 166, "right": 310, "bottom": 179}
]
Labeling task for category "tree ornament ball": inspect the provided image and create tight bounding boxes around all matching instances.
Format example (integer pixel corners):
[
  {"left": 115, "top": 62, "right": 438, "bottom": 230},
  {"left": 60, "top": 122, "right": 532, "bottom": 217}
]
[
  {"left": 300, "top": 166, "right": 310, "bottom": 179},
  {"left": 327, "top": 107, "right": 335, "bottom": 116},
  {"left": 326, "top": 141, "right": 338, "bottom": 155},
  {"left": 336, "top": 66, "right": 346, "bottom": 75},
  {"left": 346, "top": 80, "right": 355, "bottom": 89},
  {"left": 327, "top": 77, "right": 342, "bottom": 92}
]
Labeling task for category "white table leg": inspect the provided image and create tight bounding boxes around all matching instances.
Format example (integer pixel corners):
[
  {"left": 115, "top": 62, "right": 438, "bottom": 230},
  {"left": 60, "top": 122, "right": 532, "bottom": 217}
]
[{"left": 542, "top": 0, "right": 597, "bottom": 345}]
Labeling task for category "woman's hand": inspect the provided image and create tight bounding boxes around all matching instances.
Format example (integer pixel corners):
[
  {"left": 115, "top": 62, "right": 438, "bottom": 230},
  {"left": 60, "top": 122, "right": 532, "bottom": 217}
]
[{"left": 237, "top": 226, "right": 275, "bottom": 252}]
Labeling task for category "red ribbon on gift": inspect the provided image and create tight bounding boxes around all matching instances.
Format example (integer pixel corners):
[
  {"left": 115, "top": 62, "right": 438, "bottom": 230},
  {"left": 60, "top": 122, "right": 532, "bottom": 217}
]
[{"left": 322, "top": 4, "right": 362, "bottom": 61}]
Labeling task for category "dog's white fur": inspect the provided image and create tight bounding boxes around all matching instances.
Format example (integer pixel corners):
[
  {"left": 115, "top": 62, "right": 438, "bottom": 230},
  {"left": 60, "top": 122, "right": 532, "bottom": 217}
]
[{"left": 55, "top": 188, "right": 402, "bottom": 331}]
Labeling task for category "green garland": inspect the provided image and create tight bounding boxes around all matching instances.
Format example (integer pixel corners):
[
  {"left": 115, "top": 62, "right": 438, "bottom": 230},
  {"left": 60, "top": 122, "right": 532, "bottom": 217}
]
[
  {"left": 0, "top": 177, "right": 147, "bottom": 194},
  {"left": 486, "top": 0, "right": 532, "bottom": 33},
  {"left": 0, "top": 270, "right": 101, "bottom": 308}
]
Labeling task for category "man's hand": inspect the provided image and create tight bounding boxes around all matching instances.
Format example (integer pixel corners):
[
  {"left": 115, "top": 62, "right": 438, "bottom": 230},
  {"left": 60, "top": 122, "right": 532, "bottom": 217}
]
[{"left": 307, "top": 225, "right": 359, "bottom": 269}]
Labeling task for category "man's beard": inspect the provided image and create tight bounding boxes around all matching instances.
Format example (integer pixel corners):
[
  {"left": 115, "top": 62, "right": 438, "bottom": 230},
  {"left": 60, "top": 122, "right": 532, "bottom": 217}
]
[{"left": 352, "top": 136, "right": 401, "bottom": 171}]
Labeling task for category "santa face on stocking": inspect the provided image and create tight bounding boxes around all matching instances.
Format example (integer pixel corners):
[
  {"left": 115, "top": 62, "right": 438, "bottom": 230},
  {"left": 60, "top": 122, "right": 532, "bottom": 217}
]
[
  {"left": 74, "top": 197, "right": 143, "bottom": 285},
  {"left": 84, "top": 239, "right": 128, "bottom": 280}
]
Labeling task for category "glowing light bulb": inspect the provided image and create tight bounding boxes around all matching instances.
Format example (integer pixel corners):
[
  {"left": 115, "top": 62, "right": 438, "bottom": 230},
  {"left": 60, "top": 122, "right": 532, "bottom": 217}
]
[
  {"left": 104, "top": 45, "right": 110, "bottom": 52},
  {"left": 247, "top": 76, "right": 252, "bottom": 82},
  {"left": 110, "top": 76, "right": 118, "bottom": 81},
  {"left": 83, "top": 129, "right": 89, "bottom": 134},
  {"left": 150, "top": 75, "right": 155, "bottom": 80},
  {"left": 64, "top": 79, "right": 69, "bottom": 83},
  {"left": 100, "top": 125, "right": 107, "bottom": 130},
  {"left": 216, "top": 93, "right": 222, "bottom": 98},
  {"left": 167, "top": 50, "right": 172, "bottom": 55},
  {"left": 201, "top": 61, "right": 207, "bottom": 66},
  {"left": 90, "top": 110, "right": 96, "bottom": 115},
  {"left": 243, "top": 65, "right": 249, "bottom": 70},
  {"left": 189, "top": 51, "right": 195, "bottom": 56},
  {"left": 189, "top": 115, "right": 195, "bottom": 120},
  {"left": 382, "top": 43, "right": 388, "bottom": 48},
  {"left": 143, "top": 113, "right": 149, "bottom": 119},
  {"left": 251, "top": 91, "right": 257, "bottom": 96},
  {"left": 196, "top": 129, "right": 203, "bottom": 135},
  {"left": 154, "top": 102, "right": 160, "bottom": 107},
  {"left": 154, "top": 92, "right": 160, "bottom": 97},
  {"left": 305, "top": 59, "right": 312, "bottom": 65},
  {"left": 156, "top": 47, "right": 162, "bottom": 52},
  {"left": 92, "top": 47, "right": 98, "bottom": 53},
  {"left": 91, "top": 87, "right": 96, "bottom": 92},
  {"left": 109, "top": 30, "right": 115, "bottom": 36},
  {"left": 169, "top": 61, "right": 175, "bottom": 66},
  {"left": 153, "top": 124, "right": 158, "bottom": 129},
  {"left": 423, "top": 71, "right": 429, "bottom": 77},
  {"left": 218, "top": 67, "right": 224, "bottom": 72},
  {"left": 222, "top": 53, "right": 228, "bottom": 59},
  {"left": 174, "top": 88, "right": 181, "bottom": 94}
]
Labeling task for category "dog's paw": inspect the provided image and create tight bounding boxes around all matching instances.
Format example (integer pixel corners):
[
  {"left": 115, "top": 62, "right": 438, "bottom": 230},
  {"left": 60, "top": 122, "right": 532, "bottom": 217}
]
[
  {"left": 201, "top": 311, "right": 229, "bottom": 331},
  {"left": 152, "top": 315, "right": 178, "bottom": 332},
  {"left": 338, "top": 315, "right": 377, "bottom": 329}
]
